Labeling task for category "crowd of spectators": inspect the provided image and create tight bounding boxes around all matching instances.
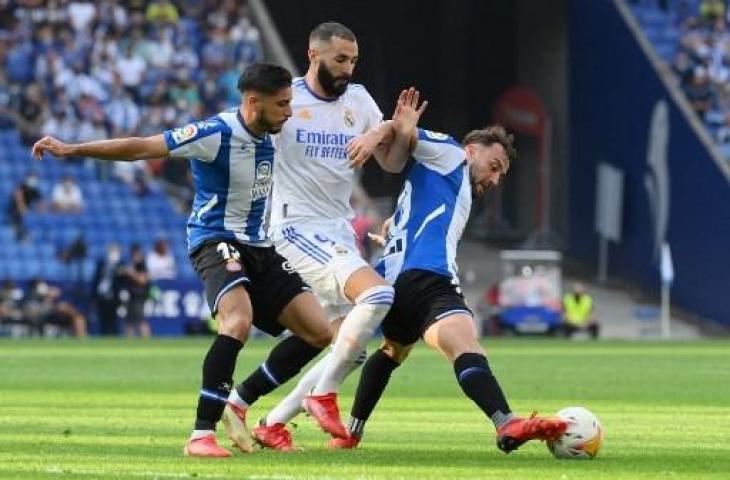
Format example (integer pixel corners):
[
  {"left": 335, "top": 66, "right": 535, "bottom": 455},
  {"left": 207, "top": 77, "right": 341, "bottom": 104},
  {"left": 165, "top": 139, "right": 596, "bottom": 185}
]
[
  {"left": 0, "top": 0, "right": 264, "bottom": 210},
  {"left": 0, "top": 277, "right": 87, "bottom": 336},
  {"left": 661, "top": 0, "right": 730, "bottom": 150},
  {"left": 0, "top": 236, "right": 176, "bottom": 337}
]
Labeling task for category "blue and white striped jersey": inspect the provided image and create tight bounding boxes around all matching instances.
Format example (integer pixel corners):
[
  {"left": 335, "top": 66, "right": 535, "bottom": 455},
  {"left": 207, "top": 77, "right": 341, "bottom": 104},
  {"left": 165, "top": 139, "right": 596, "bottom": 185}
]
[
  {"left": 163, "top": 108, "right": 275, "bottom": 252},
  {"left": 376, "top": 128, "right": 472, "bottom": 284}
]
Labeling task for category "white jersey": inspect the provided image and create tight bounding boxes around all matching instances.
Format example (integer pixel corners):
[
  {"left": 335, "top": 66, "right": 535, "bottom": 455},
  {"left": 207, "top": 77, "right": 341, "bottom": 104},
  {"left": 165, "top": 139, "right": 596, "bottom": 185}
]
[{"left": 270, "top": 77, "right": 382, "bottom": 226}]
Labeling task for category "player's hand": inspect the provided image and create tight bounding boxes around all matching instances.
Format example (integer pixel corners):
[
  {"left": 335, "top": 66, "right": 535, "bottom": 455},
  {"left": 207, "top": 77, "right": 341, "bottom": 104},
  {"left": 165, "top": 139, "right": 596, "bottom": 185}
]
[
  {"left": 31, "top": 136, "right": 73, "bottom": 160},
  {"left": 346, "top": 131, "right": 381, "bottom": 168},
  {"left": 366, "top": 216, "right": 393, "bottom": 247},
  {"left": 393, "top": 87, "right": 428, "bottom": 137}
]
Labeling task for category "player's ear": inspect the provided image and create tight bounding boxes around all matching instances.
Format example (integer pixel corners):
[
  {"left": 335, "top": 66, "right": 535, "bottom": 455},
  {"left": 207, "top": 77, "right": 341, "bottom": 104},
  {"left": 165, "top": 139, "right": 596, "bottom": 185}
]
[{"left": 307, "top": 47, "right": 318, "bottom": 64}]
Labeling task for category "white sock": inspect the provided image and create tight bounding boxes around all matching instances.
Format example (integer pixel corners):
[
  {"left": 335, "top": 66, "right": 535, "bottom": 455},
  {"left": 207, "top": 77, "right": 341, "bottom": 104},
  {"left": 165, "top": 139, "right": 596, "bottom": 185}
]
[
  {"left": 191, "top": 429, "right": 215, "bottom": 439},
  {"left": 266, "top": 352, "right": 333, "bottom": 426},
  {"left": 227, "top": 388, "right": 248, "bottom": 409},
  {"left": 267, "top": 349, "right": 367, "bottom": 425},
  {"left": 312, "top": 285, "right": 393, "bottom": 395}
]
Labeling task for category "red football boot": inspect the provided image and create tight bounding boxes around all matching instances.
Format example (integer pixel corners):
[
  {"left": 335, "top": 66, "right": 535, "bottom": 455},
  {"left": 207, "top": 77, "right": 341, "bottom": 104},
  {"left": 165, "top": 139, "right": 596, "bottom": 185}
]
[
  {"left": 302, "top": 393, "right": 348, "bottom": 438},
  {"left": 183, "top": 435, "right": 232, "bottom": 458},
  {"left": 328, "top": 434, "right": 360, "bottom": 449},
  {"left": 252, "top": 422, "right": 297, "bottom": 452},
  {"left": 496, "top": 412, "right": 568, "bottom": 453}
]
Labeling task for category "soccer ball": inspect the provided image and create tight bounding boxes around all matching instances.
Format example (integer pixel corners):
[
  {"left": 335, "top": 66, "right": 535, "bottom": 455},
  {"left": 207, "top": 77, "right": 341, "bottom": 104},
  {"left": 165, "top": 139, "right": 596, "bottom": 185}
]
[{"left": 547, "top": 407, "right": 604, "bottom": 459}]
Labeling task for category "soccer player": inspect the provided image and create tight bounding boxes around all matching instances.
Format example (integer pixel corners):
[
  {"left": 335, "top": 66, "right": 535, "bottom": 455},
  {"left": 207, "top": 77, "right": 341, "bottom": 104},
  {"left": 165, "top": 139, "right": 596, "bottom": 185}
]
[
  {"left": 330, "top": 88, "right": 568, "bottom": 453},
  {"left": 31, "top": 63, "right": 334, "bottom": 458},
  {"left": 223, "top": 22, "right": 398, "bottom": 450}
]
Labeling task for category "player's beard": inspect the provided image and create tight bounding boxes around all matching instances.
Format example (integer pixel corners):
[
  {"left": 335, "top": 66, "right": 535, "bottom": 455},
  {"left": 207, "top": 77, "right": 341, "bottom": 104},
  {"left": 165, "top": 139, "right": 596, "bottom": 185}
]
[
  {"left": 256, "top": 110, "right": 283, "bottom": 134},
  {"left": 470, "top": 172, "right": 487, "bottom": 199},
  {"left": 317, "top": 62, "right": 350, "bottom": 97}
]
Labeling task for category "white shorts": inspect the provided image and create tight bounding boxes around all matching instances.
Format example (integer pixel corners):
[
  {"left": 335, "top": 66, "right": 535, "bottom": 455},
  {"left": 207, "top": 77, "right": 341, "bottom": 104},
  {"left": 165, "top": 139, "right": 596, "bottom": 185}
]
[{"left": 272, "top": 218, "right": 368, "bottom": 321}]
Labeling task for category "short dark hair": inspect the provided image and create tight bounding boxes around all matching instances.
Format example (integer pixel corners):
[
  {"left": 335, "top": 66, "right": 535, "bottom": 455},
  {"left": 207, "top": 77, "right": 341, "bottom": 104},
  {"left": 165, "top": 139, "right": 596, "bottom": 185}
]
[
  {"left": 237, "top": 63, "right": 292, "bottom": 95},
  {"left": 462, "top": 125, "right": 517, "bottom": 167},
  {"left": 309, "top": 22, "right": 356, "bottom": 44}
]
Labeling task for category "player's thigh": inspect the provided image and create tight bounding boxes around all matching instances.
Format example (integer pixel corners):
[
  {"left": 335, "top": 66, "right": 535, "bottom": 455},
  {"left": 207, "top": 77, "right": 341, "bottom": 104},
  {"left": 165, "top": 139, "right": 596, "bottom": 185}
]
[
  {"left": 275, "top": 223, "right": 379, "bottom": 304},
  {"left": 190, "top": 240, "right": 254, "bottom": 340},
  {"left": 273, "top": 228, "right": 344, "bottom": 306},
  {"left": 423, "top": 313, "right": 484, "bottom": 363},
  {"left": 379, "top": 294, "right": 423, "bottom": 348},
  {"left": 277, "top": 291, "right": 332, "bottom": 349}
]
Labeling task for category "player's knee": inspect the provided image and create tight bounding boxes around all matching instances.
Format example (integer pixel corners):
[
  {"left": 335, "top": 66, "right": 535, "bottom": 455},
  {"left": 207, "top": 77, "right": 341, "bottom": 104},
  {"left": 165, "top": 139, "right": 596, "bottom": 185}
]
[
  {"left": 302, "top": 321, "right": 333, "bottom": 349},
  {"left": 353, "top": 284, "right": 395, "bottom": 332},
  {"left": 442, "top": 340, "right": 484, "bottom": 363},
  {"left": 355, "top": 284, "right": 394, "bottom": 314},
  {"left": 216, "top": 305, "right": 252, "bottom": 341},
  {"left": 380, "top": 338, "right": 412, "bottom": 364}
]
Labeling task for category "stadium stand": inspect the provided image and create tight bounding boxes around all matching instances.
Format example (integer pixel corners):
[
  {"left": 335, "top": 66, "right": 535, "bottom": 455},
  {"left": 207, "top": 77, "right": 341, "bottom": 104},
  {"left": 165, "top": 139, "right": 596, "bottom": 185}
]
[
  {"left": 0, "top": 0, "right": 265, "bottom": 285},
  {"left": 629, "top": 0, "right": 730, "bottom": 160}
]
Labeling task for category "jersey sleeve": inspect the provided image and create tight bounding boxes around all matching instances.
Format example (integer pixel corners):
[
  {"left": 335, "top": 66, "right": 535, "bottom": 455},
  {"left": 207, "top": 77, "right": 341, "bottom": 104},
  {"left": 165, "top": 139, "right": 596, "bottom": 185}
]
[
  {"left": 355, "top": 86, "right": 383, "bottom": 131},
  {"left": 412, "top": 128, "right": 465, "bottom": 174},
  {"left": 163, "top": 116, "right": 226, "bottom": 162}
]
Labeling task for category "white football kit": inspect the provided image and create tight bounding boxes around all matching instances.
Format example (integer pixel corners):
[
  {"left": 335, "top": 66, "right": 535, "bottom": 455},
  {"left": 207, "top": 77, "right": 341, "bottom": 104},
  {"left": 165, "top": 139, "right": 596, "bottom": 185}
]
[{"left": 270, "top": 77, "right": 383, "bottom": 318}]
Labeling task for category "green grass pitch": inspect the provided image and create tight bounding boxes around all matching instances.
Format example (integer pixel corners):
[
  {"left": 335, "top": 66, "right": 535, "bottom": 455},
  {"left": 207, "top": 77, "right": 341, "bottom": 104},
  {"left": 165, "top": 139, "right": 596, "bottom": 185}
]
[{"left": 1, "top": 338, "right": 729, "bottom": 479}]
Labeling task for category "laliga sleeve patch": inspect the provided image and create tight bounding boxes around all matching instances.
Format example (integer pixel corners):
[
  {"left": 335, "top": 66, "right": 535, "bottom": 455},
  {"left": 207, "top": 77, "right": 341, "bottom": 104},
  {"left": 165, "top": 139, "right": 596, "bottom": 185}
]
[
  {"left": 423, "top": 129, "right": 449, "bottom": 141},
  {"left": 171, "top": 124, "right": 198, "bottom": 144}
]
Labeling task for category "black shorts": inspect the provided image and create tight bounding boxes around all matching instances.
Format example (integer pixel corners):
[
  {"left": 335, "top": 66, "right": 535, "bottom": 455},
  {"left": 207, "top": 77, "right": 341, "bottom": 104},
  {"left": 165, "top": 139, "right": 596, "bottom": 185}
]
[
  {"left": 381, "top": 269, "right": 472, "bottom": 346},
  {"left": 190, "top": 239, "right": 310, "bottom": 337}
]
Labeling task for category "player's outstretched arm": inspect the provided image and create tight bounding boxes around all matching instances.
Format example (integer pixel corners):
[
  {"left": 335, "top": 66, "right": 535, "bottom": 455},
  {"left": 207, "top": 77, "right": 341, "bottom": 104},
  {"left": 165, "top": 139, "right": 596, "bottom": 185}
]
[
  {"left": 32, "top": 134, "right": 169, "bottom": 162},
  {"left": 347, "top": 88, "right": 427, "bottom": 173},
  {"left": 346, "top": 120, "right": 397, "bottom": 169},
  {"left": 376, "top": 87, "right": 427, "bottom": 173}
]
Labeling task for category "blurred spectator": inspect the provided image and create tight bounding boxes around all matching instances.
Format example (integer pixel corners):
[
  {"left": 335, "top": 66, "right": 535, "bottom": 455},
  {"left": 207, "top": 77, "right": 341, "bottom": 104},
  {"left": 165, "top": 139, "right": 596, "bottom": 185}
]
[
  {"left": 671, "top": 51, "right": 695, "bottom": 87},
  {"left": 700, "top": 0, "right": 725, "bottom": 26},
  {"left": 8, "top": 82, "right": 45, "bottom": 145},
  {"left": 58, "top": 232, "right": 88, "bottom": 282},
  {"left": 158, "top": 158, "right": 194, "bottom": 212},
  {"left": 105, "top": 88, "right": 140, "bottom": 137},
  {"left": 121, "top": 244, "right": 151, "bottom": 338},
  {"left": 22, "top": 278, "right": 87, "bottom": 337},
  {"left": 146, "top": 237, "right": 177, "bottom": 280},
  {"left": 146, "top": 0, "right": 179, "bottom": 25},
  {"left": 0, "top": 279, "right": 24, "bottom": 330},
  {"left": 68, "top": 0, "right": 97, "bottom": 33},
  {"left": 51, "top": 175, "right": 84, "bottom": 213},
  {"left": 561, "top": 282, "right": 600, "bottom": 340},
  {"left": 113, "top": 161, "right": 151, "bottom": 196},
  {"left": 42, "top": 107, "right": 78, "bottom": 144},
  {"left": 685, "top": 69, "right": 713, "bottom": 119},
  {"left": 115, "top": 45, "right": 146, "bottom": 99},
  {"left": 6, "top": 172, "right": 43, "bottom": 241},
  {"left": 92, "top": 243, "right": 124, "bottom": 336}
]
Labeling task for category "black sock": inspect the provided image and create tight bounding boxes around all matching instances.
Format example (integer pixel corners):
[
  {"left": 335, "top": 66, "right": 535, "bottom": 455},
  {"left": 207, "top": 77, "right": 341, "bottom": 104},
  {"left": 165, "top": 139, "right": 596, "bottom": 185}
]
[
  {"left": 454, "top": 352, "right": 512, "bottom": 428},
  {"left": 348, "top": 349, "right": 400, "bottom": 438},
  {"left": 195, "top": 334, "right": 243, "bottom": 430},
  {"left": 236, "top": 335, "right": 323, "bottom": 405}
]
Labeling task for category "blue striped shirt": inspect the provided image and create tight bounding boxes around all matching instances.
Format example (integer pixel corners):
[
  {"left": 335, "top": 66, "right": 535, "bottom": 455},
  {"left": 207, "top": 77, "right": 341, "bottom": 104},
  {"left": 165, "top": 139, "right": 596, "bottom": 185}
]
[{"left": 163, "top": 108, "right": 274, "bottom": 252}]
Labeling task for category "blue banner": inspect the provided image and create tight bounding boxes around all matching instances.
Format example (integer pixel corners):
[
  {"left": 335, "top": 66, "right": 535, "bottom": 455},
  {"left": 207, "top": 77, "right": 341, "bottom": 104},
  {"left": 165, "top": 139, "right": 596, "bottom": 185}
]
[{"left": 144, "top": 279, "right": 209, "bottom": 335}]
